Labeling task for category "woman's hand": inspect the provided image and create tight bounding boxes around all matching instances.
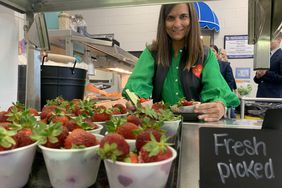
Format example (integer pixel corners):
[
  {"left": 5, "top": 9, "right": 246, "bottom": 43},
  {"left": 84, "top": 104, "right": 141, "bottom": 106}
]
[{"left": 194, "top": 101, "right": 225, "bottom": 122}]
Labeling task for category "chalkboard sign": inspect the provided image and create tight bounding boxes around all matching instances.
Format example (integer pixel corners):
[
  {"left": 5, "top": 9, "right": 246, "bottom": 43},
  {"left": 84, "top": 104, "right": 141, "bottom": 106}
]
[{"left": 200, "top": 127, "right": 282, "bottom": 188}]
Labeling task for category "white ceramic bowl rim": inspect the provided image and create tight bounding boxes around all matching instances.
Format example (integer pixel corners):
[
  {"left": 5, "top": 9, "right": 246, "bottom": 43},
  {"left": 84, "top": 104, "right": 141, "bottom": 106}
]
[
  {"left": 91, "top": 123, "right": 103, "bottom": 130},
  {"left": 112, "top": 112, "right": 129, "bottom": 117},
  {"left": 0, "top": 141, "right": 38, "bottom": 155},
  {"left": 105, "top": 146, "right": 177, "bottom": 167},
  {"left": 93, "top": 121, "right": 107, "bottom": 124},
  {"left": 163, "top": 119, "right": 181, "bottom": 123}
]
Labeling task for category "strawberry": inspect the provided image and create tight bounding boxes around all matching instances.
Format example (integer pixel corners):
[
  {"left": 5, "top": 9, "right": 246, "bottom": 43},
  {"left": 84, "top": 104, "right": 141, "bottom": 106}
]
[
  {"left": 112, "top": 107, "right": 122, "bottom": 115},
  {"left": 135, "top": 129, "right": 162, "bottom": 152},
  {"left": 123, "top": 152, "right": 138, "bottom": 163},
  {"left": 181, "top": 100, "right": 193, "bottom": 106},
  {"left": 178, "top": 98, "right": 193, "bottom": 106},
  {"left": 112, "top": 104, "right": 127, "bottom": 114},
  {"left": 51, "top": 115, "right": 70, "bottom": 126},
  {"left": 32, "top": 122, "right": 69, "bottom": 149},
  {"left": 40, "top": 105, "right": 58, "bottom": 120},
  {"left": 65, "top": 120, "right": 80, "bottom": 132},
  {"left": 46, "top": 96, "right": 66, "bottom": 106},
  {"left": 69, "top": 99, "right": 95, "bottom": 116},
  {"left": 152, "top": 102, "right": 166, "bottom": 113},
  {"left": 98, "top": 133, "right": 130, "bottom": 161},
  {"left": 0, "top": 122, "right": 11, "bottom": 130},
  {"left": 28, "top": 108, "right": 39, "bottom": 116},
  {"left": 116, "top": 122, "right": 140, "bottom": 139},
  {"left": 41, "top": 104, "right": 58, "bottom": 113},
  {"left": 139, "top": 98, "right": 150, "bottom": 103},
  {"left": 0, "top": 127, "right": 17, "bottom": 151},
  {"left": 127, "top": 115, "right": 141, "bottom": 126},
  {"left": 14, "top": 128, "right": 35, "bottom": 148},
  {"left": 95, "top": 105, "right": 107, "bottom": 110},
  {"left": 92, "top": 112, "right": 112, "bottom": 122},
  {"left": 139, "top": 135, "right": 172, "bottom": 163},
  {"left": 66, "top": 116, "right": 98, "bottom": 132},
  {"left": 0, "top": 111, "right": 9, "bottom": 122},
  {"left": 83, "top": 119, "right": 98, "bottom": 130},
  {"left": 7, "top": 102, "right": 25, "bottom": 113},
  {"left": 71, "top": 98, "right": 81, "bottom": 106},
  {"left": 64, "top": 128, "right": 98, "bottom": 149}
]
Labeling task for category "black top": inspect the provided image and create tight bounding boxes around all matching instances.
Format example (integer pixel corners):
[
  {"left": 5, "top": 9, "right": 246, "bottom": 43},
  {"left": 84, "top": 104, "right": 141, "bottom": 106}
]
[
  {"left": 254, "top": 48, "right": 282, "bottom": 98},
  {"left": 218, "top": 60, "right": 237, "bottom": 90}
]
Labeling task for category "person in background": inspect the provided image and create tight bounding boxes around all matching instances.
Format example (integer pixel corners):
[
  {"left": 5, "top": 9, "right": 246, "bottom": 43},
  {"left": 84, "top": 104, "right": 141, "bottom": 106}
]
[
  {"left": 210, "top": 45, "right": 237, "bottom": 91},
  {"left": 254, "top": 32, "right": 282, "bottom": 98},
  {"left": 123, "top": 3, "right": 240, "bottom": 122},
  {"left": 218, "top": 48, "right": 228, "bottom": 62}
]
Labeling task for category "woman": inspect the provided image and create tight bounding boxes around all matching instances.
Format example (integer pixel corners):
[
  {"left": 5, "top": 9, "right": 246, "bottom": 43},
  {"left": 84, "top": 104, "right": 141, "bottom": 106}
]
[{"left": 123, "top": 3, "right": 240, "bottom": 121}]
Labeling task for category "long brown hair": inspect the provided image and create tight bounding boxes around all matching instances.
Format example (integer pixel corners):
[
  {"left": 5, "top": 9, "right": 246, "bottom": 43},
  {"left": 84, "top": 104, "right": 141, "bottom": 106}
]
[{"left": 149, "top": 3, "right": 204, "bottom": 70}]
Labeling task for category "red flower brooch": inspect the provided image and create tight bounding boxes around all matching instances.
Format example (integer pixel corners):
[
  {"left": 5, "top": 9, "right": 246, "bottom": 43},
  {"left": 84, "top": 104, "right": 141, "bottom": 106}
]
[{"left": 192, "top": 64, "right": 203, "bottom": 78}]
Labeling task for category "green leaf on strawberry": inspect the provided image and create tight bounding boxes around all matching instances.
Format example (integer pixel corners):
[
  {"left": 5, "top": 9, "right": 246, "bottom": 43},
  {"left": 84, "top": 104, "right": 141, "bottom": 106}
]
[
  {"left": 0, "top": 127, "right": 17, "bottom": 148},
  {"left": 97, "top": 142, "right": 122, "bottom": 161},
  {"left": 106, "top": 117, "right": 127, "bottom": 133},
  {"left": 143, "top": 134, "right": 172, "bottom": 157},
  {"left": 157, "top": 109, "right": 181, "bottom": 122},
  {"left": 31, "top": 122, "right": 63, "bottom": 145}
]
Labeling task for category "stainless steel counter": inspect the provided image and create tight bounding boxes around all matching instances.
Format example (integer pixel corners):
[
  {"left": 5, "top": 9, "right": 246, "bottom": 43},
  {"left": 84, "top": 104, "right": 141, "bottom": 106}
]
[{"left": 177, "top": 119, "right": 262, "bottom": 188}]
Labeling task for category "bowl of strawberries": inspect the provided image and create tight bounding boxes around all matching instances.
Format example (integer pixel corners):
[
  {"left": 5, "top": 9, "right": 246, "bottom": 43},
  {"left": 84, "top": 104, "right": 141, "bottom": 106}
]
[
  {"left": 0, "top": 104, "right": 39, "bottom": 188},
  {"left": 35, "top": 124, "right": 103, "bottom": 188},
  {"left": 170, "top": 98, "right": 201, "bottom": 113},
  {"left": 0, "top": 127, "right": 37, "bottom": 188},
  {"left": 98, "top": 130, "right": 177, "bottom": 188}
]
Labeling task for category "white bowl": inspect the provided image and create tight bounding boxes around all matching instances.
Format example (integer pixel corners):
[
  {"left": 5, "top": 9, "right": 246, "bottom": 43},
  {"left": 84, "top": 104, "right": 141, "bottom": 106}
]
[
  {"left": 161, "top": 120, "right": 181, "bottom": 137},
  {"left": 87, "top": 123, "right": 103, "bottom": 135},
  {"left": 104, "top": 146, "right": 177, "bottom": 188},
  {"left": 178, "top": 105, "right": 195, "bottom": 113},
  {"left": 38, "top": 134, "right": 103, "bottom": 188},
  {"left": 0, "top": 142, "right": 37, "bottom": 188},
  {"left": 126, "top": 139, "right": 136, "bottom": 151},
  {"left": 93, "top": 121, "right": 107, "bottom": 135},
  {"left": 112, "top": 112, "right": 129, "bottom": 118}
]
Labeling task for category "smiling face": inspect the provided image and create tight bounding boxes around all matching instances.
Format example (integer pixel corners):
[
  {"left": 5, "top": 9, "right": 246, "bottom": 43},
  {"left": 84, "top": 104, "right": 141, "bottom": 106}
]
[{"left": 165, "top": 4, "right": 190, "bottom": 44}]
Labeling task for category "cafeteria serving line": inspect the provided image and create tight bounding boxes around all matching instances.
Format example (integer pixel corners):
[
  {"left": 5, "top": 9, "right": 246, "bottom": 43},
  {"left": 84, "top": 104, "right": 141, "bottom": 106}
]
[{"left": 1, "top": 0, "right": 282, "bottom": 188}]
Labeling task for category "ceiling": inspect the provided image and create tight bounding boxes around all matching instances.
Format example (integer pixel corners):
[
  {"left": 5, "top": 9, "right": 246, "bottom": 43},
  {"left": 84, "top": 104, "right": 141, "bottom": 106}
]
[{"left": 0, "top": 0, "right": 205, "bottom": 13}]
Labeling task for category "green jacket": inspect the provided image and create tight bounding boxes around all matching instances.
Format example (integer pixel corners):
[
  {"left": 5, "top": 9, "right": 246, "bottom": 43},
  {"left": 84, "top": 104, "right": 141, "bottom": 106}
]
[{"left": 123, "top": 47, "right": 240, "bottom": 107}]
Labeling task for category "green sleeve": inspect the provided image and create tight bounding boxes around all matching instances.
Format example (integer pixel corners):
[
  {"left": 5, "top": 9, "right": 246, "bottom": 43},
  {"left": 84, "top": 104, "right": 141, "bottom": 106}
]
[
  {"left": 122, "top": 48, "right": 155, "bottom": 98},
  {"left": 200, "top": 48, "right": 240, "bottom": 108}
]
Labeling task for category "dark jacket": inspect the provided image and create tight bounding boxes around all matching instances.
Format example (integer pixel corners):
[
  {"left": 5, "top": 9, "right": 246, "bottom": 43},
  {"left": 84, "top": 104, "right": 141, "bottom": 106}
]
[
  {"left": 218, "top": 60, "right": 237, "bottom": 90},
  {"left": 254, "top": 48, "right": 282, "bottom": 98},
  {"left": 151, "top": 47, "right": 209, "bottom": 103}
]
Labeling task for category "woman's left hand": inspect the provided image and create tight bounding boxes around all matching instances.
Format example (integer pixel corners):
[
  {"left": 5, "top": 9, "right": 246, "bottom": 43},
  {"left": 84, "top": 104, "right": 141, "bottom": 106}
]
[{"left": 194, "top": 101, "right": 225, "bottom": 122}]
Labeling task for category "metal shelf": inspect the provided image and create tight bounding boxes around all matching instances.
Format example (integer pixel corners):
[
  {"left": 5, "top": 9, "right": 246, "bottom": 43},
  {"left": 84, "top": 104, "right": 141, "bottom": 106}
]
[{"left": 48, "top": 29, "right": 138, "bottom": 70}]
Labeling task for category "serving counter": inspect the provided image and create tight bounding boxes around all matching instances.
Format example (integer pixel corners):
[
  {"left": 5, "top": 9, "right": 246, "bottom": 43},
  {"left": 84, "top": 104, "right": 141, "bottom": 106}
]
[
  {"left": 177, "top": 119, "right": 262, "bottom": 188},
  {"left": 24, "top": 119, "right": 262, "bottom": 188}
]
